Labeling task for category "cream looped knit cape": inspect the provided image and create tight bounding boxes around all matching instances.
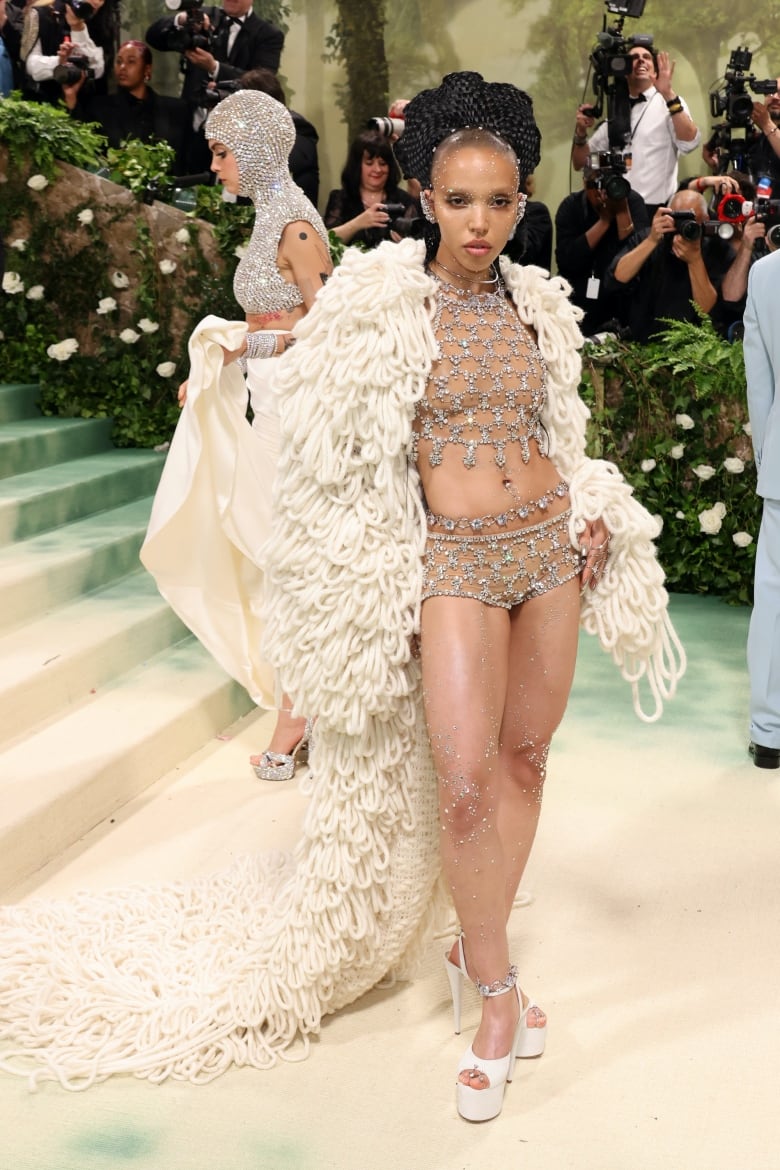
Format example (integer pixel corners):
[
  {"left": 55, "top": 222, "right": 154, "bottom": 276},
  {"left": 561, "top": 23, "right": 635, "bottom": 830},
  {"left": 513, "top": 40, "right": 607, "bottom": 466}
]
[{"left": 0, "top": 240, "right": 683, "bottom": 1092}]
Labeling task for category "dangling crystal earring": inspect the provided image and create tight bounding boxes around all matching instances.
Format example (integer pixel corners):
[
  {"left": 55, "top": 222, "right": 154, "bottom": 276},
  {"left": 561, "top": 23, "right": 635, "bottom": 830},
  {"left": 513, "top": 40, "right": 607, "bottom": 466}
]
[
  {"left": 420, "top": 191, "right": 436, "bottom": 223},
  {"left": 516, "top": 192, "right": 528, "bottom": 224}
]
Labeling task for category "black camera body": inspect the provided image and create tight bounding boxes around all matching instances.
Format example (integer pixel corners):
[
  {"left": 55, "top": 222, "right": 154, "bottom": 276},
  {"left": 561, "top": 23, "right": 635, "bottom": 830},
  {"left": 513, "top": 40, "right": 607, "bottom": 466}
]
[
  {"left": 586, "top": 149, "right": 631, "bottom": 200},
  {"left": 201, "top": 78, "right": 240, "bottom": 107},
  {"left": 52, "top": 52, "right": 94, "bottom": 84},
  {"left": 709, "top": 47, "right": 776, "bottom": 128},
  {"left": 378, "top": 203, "right": 419, "bottom": 239},
  {"left": 164, "top": 0, "right": 214, "bottom": 53},
  {"left": 669, "top": 209, "right": 702, "bottom": 240},
  {"left": 584, "top": 0, "right": 652, "bottom": 160}
]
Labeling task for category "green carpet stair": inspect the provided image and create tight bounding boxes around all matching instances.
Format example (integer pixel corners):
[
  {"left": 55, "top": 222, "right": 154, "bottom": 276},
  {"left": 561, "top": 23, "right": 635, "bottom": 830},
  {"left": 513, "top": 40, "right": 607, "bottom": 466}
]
[{"left": 0, "top": 384, "right": 254, "bottom": 894}]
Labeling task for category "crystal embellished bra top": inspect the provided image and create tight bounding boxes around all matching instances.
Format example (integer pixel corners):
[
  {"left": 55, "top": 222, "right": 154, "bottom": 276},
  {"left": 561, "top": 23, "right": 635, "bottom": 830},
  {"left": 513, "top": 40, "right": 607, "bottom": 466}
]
[
  {"left": 412, "top": 278, "right": 548, "bottom": 470},
  {"left": 233, "top": 195, "right": 330, "bottom": 317}
]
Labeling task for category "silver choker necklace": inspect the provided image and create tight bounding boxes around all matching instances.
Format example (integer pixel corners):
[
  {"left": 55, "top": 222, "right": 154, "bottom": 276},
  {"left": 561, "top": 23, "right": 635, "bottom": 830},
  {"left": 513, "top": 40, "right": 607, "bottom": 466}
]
[{"left": 431, "top": 258, "right": 499, "bottom": 290}]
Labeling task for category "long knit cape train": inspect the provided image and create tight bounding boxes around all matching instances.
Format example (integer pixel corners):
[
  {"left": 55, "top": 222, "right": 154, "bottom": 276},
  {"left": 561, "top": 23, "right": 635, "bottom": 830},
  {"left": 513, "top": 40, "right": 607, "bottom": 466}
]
[{"left": 0, "top": 240, "right": 683, "bottom": 1092}]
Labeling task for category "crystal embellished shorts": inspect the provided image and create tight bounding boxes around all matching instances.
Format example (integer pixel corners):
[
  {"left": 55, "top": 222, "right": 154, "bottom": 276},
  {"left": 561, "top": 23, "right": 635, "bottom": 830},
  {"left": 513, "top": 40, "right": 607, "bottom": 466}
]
[{"left": 421, "top": 508, "right": 582, "bottom": 609}]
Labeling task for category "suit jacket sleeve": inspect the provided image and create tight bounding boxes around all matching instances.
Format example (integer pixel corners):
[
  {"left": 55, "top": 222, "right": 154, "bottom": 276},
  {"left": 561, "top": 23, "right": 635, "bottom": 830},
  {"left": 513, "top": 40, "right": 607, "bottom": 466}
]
[
  {"left": 743, "top": 260, "right": 775, "bottom": 472},
  {"left": 214, "top": 16, "right": 284, "bottom": 80}
]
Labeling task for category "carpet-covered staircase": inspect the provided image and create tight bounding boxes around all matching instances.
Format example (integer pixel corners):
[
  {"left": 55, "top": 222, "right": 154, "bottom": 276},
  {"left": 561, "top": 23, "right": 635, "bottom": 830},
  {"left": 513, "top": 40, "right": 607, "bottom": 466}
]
[{"left": 0, "top": 383, "right": 253, "bottom": 894}]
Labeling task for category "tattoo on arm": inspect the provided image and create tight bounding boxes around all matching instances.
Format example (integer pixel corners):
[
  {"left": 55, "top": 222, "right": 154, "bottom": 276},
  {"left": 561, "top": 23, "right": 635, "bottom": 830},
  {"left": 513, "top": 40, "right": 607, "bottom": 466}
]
[{"left": 298, "top": 231, "right": 308, "bottom": 240}]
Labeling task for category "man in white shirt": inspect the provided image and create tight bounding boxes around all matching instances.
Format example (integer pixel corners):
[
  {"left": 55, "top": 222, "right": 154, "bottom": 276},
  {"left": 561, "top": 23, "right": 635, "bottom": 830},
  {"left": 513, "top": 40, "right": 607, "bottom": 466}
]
[{"left": 571, "top": 44, "right": 700, "bottom": 215}]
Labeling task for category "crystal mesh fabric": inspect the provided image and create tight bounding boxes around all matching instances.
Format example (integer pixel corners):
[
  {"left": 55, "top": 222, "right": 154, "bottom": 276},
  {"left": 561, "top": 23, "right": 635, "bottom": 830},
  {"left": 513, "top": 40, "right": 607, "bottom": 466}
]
[
  {"left": 412, "top": 281, "right": 548, "bottom": 470},
  {"left": 421, "top": 509, "right": 582, "bottom": 607},
  {"left": 205, "top": 90, "right": 329, "bottom": 316}
]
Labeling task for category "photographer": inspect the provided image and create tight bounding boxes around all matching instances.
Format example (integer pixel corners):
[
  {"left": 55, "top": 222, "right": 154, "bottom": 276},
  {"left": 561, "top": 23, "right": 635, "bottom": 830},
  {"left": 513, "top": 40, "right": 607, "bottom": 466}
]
[
  {"left": 324, "top": 129, "right": 417, "bottom": 249},
  {"left": 606, "top": 189, "right": 733, "bottom": 342},
  {"left": 21, "top": 0, "right": 104, "bottom": 104},
  {"left": 555, "top": 167, "right": 648, "bottom": 336},
  {"left": 573, "top": 45, "right": 700, "bottom": 215},
  {"left": 62, "top": 40, "right": 189, "bottom": 174},
  {"left": 146, "top": 0, "right": 282, "bottom": 170}
]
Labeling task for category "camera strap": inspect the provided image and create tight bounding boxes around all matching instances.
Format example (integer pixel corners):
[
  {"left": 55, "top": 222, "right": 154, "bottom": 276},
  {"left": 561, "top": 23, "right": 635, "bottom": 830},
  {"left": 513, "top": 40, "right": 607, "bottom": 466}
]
[{"left": 626, "top": 89, "right": 659, "bottom": 148}]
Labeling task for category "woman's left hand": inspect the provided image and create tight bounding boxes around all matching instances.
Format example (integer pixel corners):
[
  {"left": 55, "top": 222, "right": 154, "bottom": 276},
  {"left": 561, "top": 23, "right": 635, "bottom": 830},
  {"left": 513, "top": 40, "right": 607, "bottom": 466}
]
[
  {"left": 579, "top": 517, "right": 611, "bottom": 591},
  {"left": 221, "top": 342, "right": 247, "bottom": 365}
]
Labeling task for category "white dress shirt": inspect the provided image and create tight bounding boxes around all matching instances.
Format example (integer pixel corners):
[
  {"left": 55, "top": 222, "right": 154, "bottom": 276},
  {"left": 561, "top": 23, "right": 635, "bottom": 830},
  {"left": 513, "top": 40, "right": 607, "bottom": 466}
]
[{"left": 587, "top": 86, "right": 701, "bottom": 205}]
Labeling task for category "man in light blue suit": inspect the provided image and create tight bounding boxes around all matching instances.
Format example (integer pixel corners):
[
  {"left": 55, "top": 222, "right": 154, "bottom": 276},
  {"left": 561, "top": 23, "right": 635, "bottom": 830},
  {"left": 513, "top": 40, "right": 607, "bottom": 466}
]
[{"left": 743, "top": 249, "right": 780, "bottom": 768}]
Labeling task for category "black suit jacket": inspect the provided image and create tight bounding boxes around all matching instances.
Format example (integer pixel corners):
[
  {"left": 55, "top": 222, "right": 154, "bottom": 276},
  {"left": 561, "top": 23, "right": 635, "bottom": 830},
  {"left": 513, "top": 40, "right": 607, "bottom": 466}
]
[{"left": 145, "top": 8, "right": 283, "bottom": 105}]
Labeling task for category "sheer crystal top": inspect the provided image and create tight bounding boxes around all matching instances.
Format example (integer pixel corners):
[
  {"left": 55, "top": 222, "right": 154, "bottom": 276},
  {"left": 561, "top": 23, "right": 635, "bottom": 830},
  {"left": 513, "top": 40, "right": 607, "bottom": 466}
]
[{"left": 412, "top": 278, "right": 569, "bottom": 527}]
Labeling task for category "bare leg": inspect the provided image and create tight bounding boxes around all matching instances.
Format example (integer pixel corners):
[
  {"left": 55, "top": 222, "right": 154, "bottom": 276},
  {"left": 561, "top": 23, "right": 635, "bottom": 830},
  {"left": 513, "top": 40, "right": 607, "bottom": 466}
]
[
  {"left": 249, "top": 698, "right": 308, "bottom": 767},
  {"left": 425, "top": 579, "right": 580, "bottom": 1073}
]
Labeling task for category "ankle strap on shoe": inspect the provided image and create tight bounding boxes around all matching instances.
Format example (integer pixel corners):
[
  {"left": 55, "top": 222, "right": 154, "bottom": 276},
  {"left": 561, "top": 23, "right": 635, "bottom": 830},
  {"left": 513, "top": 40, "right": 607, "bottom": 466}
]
[{"left": 475, "top": 965, "right": 518, "bottom": 998}]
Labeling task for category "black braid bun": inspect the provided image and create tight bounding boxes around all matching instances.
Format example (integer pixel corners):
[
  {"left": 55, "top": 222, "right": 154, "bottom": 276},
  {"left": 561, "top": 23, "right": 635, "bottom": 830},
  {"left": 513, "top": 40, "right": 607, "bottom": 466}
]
[{"left": 394, "top": 71, "right": 541, "bottom": 190}]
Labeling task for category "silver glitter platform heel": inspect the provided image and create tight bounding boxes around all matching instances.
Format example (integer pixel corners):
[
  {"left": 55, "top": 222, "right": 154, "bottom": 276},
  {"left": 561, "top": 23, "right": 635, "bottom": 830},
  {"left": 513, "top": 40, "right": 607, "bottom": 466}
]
[
  {"left": 444, "top": 935, "right": 546, "bottom": 1058},
  {"left": 252, "top": 718, "right": 313, "bottom": 782}
]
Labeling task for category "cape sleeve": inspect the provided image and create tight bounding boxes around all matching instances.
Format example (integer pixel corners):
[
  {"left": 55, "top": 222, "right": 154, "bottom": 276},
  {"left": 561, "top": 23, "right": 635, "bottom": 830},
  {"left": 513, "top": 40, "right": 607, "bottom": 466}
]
[
  {"left": 502, "top": 259, "right": 686, "bottom": 722},
  {"left": 261, "top": 238, "right": 438, "bottom": 732}
]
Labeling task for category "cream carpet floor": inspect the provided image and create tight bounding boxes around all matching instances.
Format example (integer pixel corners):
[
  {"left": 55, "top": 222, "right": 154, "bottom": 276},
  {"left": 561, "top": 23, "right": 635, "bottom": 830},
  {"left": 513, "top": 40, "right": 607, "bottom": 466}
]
[{"left": 3, "top": 594, "right": 778, "bottom": 1170}]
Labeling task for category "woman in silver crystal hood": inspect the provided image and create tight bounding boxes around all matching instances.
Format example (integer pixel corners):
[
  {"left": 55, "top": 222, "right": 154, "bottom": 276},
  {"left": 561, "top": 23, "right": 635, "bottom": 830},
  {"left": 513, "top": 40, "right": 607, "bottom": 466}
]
[{"left": 145, "top": 89, "right": 332, "bottom": 781}]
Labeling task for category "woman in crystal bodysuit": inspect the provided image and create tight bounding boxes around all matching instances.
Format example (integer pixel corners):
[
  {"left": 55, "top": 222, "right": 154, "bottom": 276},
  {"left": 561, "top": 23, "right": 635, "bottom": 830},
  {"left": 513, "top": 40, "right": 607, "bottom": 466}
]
[
  {"left": 391, "top": 77, "right": 611, "bottom": 1123},
  {"left": 143, "top": 89, "right": 332, "bottom": 780}
]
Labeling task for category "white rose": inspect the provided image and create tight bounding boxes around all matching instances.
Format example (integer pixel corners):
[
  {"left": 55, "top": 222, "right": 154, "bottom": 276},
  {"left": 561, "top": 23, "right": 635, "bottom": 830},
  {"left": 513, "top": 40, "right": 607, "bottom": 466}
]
[
  {"left": 640, "top": 458, "right": 657, "bottom": 472},
  {"left": 670, "top": 444, "right": 685, "bottom": 460},
  {"left": 713, "top": 502, "right": 727, "bottom": 519},
  {"left": 0, "top": 329, "right": 4, "bottom": 340},
  {"left": 675, "top": 510, "right": 685, "bottom": 520},
  {"left": 159, "top": 259, "right": 177, "bottom": 274},
  {"left": 2, "top": 271, "right": 24, "bottom": 295},
  {"left": 723, "top": 457, "right": 745, "bottom": 474},
  {"left": 138, "top": 318, "right": 160, "bottom": 333},
  {"left": 652, "top": 514, "right": 663, "bottom": 535},
  {"left": 743, "top": 421, "right": 752, "bottom": 436},
  {"left": 156, "top": 361, "right": 177, "bottom": 377},
  {"left": 111, "top": 271, "right": 130, "bottom": 289},
  {"left": 77, "top": 208, "right": 94, "bottom": 225},
  {"left": 119, "top": 328, "right": 141, "bottom": 344},
  {"left": 10, "top": 238, "right": 27, "bottom": 251},
  {"left": 693, "top": 464, "right": 716, "bottom": 481},
  {"left": 96, "top": 296, "right": 117, "bottom": 315},
  {"left": 27, "top": 173, "right": 49, "bottom": 191},
  {"left": 234, "top": 244, "right": 247, "bottom": 260},
  {"left": 698, "top": 506, "right": 724, "bottom": 535},
  {"left": 47, "top": 338, "right": 79, "bottom": 361},
  {"left": 675, "top": 413, "right": 695, "bottom": 430},
  {"left": 26, "top": 285, "right": 44, "bottom": 301},
  {"left": 174, "top": 227, "right": 190, "bottom": 244},
  {"left": 733, "top": 531, "right": 753, "bottom": 548}
]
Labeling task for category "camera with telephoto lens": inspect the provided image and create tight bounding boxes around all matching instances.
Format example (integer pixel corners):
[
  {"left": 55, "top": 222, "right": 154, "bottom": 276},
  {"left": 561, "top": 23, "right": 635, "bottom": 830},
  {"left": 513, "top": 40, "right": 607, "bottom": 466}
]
[
  {"left": 710, "top": 46, "right": 777, "bottom": 128},
  {"left": 52, "top": 52, "right": 94, "bottom": 84},
  {"left": 582, "top": 0, "right": 649, "bottom": 127},
  {"left": 162, "top": 0, "right": 214, "bottom": 53},
  {"left": 367, "top": 116, "right": 405, "bottom": 139},
  {"left": 586, "top": 149, "right": 631, "bottom": 199}
]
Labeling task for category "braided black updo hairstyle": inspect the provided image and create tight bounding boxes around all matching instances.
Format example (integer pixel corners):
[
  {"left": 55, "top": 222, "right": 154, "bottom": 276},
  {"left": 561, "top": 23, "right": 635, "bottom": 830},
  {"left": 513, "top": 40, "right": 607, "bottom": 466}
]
[{"left": 394, "top": 71, "right": 541, "bottom": 260}]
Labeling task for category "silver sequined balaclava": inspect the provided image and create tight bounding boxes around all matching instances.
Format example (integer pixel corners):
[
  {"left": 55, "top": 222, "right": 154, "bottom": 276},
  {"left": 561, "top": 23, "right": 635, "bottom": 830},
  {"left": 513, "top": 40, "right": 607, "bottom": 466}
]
[
  {"left": 204, "top": 89, "right": 328, "bottom": 317},
  {"left": 204, "top": 89, "right": 296, "bottom": 203}
]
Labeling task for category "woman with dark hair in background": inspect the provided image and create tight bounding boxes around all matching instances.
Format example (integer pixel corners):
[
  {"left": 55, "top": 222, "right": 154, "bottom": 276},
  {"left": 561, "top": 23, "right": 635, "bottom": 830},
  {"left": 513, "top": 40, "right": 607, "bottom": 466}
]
[{"left": 323, "top": 128, "right": 417, "bottom": 248}]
